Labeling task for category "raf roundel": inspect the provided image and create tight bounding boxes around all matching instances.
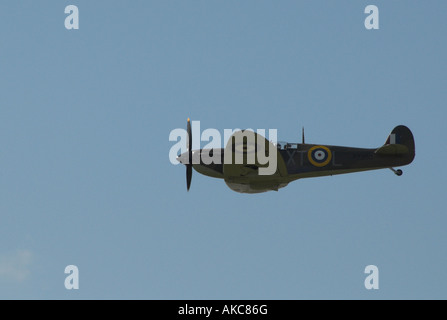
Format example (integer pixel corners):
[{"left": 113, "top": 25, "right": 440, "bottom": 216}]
[{"left": 308, "top": 145, "right": 332, "bottom": 167}]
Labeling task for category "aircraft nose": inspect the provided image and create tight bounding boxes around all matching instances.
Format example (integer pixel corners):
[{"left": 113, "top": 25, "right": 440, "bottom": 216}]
[
  {"left": 176, "top": 151, "right": 201, "bottom": 165},
  {"left": 176, "top": 152, "right": 188, "bottom": 165}
]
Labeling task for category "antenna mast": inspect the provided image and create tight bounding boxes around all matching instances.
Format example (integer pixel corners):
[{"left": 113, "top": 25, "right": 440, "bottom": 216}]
[{"left": 302, "top": 127, "right": 305, "bottom": 144}]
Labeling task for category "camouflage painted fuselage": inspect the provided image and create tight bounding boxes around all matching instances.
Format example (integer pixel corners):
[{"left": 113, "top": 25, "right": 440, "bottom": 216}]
[{"left": 178, "top": 125, "right": 415, "bottom": 194}]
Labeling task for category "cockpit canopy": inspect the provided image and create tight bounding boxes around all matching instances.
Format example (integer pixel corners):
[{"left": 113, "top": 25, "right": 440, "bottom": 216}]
[{"left": 274, "top": 141, "right": 299, "bottom": 150}]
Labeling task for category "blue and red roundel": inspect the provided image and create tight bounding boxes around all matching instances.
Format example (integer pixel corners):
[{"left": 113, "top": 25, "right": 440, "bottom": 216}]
[{"left": 308, "top": 146, "right": 332, "bottom": 167}]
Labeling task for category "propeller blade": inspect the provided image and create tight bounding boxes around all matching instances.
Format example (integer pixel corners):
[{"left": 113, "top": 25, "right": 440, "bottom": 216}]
[
  {"left": 187, "top": 118, "right": 192, "bottom": 154},
  {"left": 186, "top": 118, "right": 193, "bottom": 191},
  {"left": 186, "top": 164, "right": 192, "bottom": 191}
]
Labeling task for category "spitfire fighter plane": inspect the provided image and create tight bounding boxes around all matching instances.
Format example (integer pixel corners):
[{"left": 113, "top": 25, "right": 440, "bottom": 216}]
[{"left": 176, "top": 119, "right": 415, "bottom": 193}]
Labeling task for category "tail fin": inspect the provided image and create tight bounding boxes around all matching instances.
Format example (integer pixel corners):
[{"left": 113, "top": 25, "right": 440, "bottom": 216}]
[{"left": 376, "top": 125, "right": 415, "bottom": 164}]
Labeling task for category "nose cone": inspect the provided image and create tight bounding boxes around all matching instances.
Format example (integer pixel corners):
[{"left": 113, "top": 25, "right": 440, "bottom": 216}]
[
  {"left": 177, "top": 150, "right": 201, "bottom": 165},
  {"left": 176, "top": 152, "right": 189, "bottom": 165}
]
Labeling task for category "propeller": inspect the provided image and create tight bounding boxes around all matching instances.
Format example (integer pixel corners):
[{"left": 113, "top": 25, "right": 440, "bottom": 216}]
[{"left": 186, "top": 118, "right": 192, "bottom": 191}]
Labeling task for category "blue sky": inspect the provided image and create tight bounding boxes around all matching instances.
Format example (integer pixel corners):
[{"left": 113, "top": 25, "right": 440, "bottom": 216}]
[{"left": 0, "top": 1, "right": 446, "bottom": 299}]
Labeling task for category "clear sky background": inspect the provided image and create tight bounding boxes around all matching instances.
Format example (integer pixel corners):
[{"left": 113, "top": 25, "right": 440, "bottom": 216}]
[{"left": 0, "top": 1, "right": 445, "bottom": 299}]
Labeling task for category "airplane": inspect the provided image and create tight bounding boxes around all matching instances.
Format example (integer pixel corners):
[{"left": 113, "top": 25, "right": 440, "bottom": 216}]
[{"left": 176, "top": 119, "right": 415, "bottom": 193}]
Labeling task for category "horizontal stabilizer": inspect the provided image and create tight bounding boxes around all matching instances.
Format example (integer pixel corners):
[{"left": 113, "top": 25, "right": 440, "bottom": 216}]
[{"left": 375, "top": 144, "right": 409, "bottom": 155}]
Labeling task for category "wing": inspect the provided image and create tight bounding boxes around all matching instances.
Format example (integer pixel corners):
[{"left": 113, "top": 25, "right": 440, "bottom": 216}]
[{"left": 223, "top": 130, "right": 287, "bottom": 179}]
